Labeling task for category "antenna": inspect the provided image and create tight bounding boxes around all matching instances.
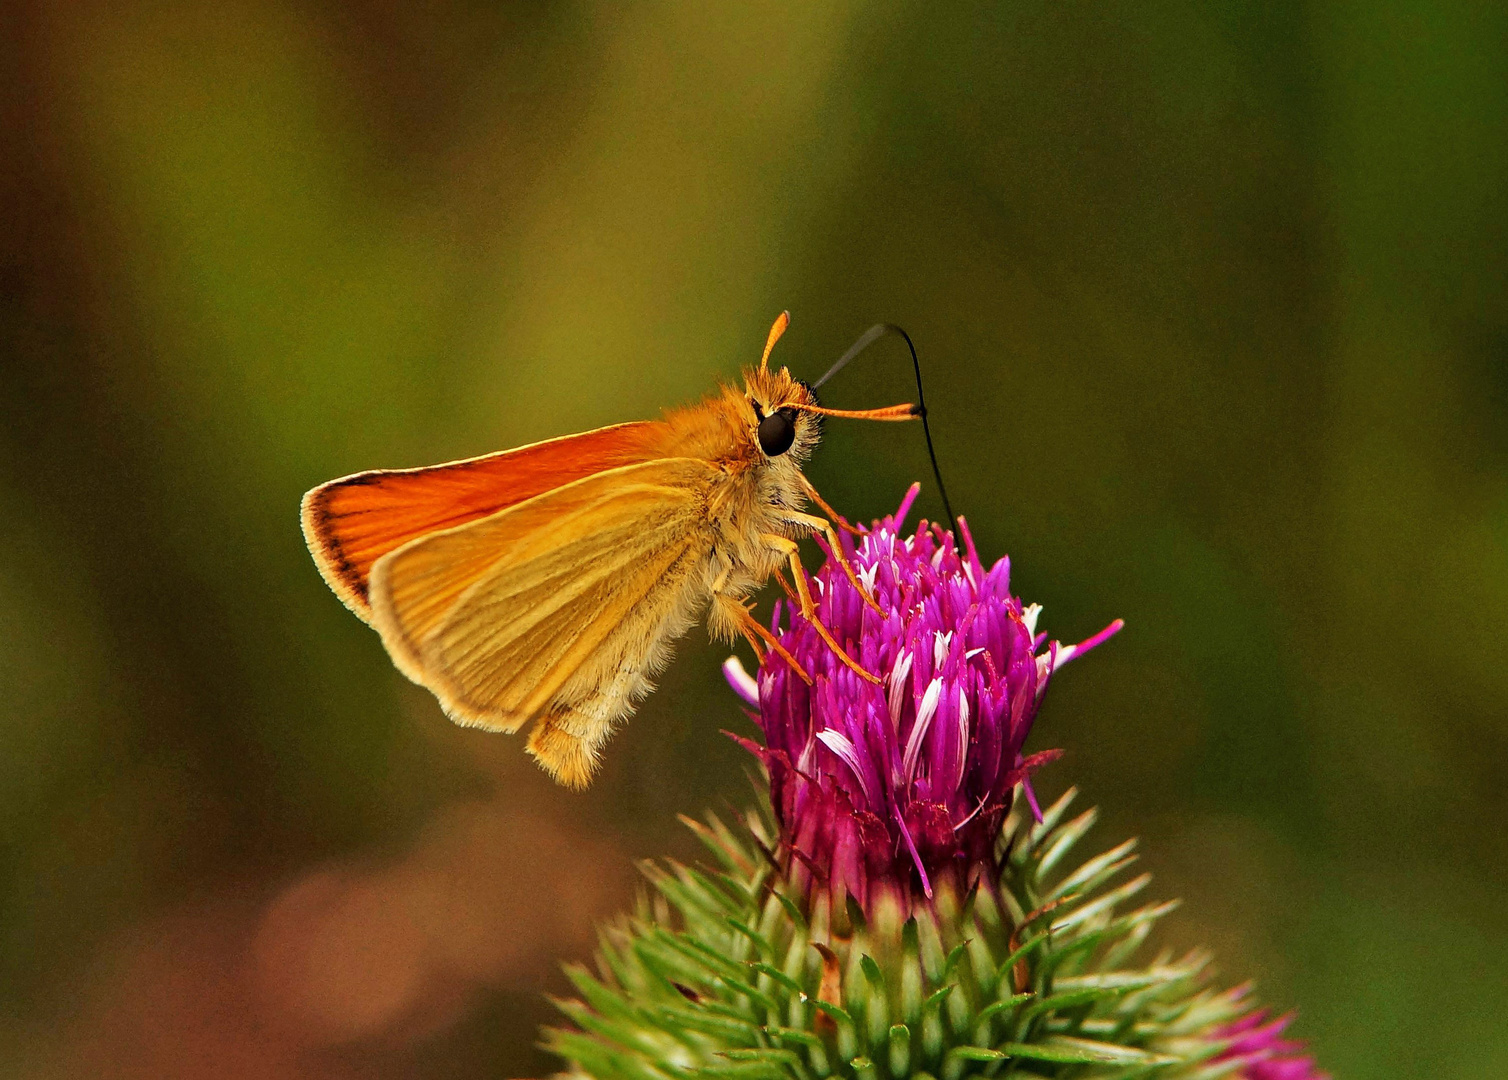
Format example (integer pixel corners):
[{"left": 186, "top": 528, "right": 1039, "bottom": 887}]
[
  {"left": 759, "top": 311, "right": 790, "bottom": 372},
  {"left": 813, "top": 324, "right": 958, "bottom": 531}
]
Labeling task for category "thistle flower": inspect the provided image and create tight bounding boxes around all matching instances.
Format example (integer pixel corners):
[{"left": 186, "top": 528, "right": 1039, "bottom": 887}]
[
  {"left": 724, "top": 483, "right": 1121, "bottom": 914},
  {"left": 546, "top": 487, "right": 1327, "bottom": 1080}
]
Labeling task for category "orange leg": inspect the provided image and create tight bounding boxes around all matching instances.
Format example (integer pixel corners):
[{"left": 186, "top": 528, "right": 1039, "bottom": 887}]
[
  {"left": 773, "top": 566, "right": 800, "bottom": 605},
  {"left": 799, "top": 474, "right": 863, "bottom": 536},
  {"left": 720, "top": 593, "right": 812, "bottom": 685},
  {"left": 787, "top": 510, "right": 883, "bottom": 616},
  {"left": 762, "top": 534, "right": 882, "bottom": 685}
]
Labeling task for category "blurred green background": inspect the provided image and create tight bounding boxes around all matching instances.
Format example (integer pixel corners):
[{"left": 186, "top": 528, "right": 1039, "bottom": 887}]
[{"left": 3, "top": 1, "right": 1505, "bottom": 1077}]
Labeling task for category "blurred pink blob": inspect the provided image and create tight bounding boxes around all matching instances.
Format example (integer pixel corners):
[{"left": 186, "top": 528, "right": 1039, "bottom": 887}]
[{"left": 45, "top": 800, "right": 630, "bottom": 1079}]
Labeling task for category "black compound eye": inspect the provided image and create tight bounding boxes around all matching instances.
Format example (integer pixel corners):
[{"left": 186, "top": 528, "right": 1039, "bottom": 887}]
[{"left": 757, "top": 408, "right": 797, "bottom": 457}]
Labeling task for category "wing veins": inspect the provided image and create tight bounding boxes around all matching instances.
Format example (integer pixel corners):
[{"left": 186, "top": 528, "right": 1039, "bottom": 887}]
[{"left": 370, "top": 457, "right": 719, "bottom": 728}]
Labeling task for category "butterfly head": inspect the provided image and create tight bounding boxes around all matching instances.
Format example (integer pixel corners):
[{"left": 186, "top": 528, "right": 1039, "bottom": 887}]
[
  {"left": 740, "top": 310, "right": 920, "bottom": 465},
  {"left": 742, "top": 365, "right": 822, "bottom": 462}
]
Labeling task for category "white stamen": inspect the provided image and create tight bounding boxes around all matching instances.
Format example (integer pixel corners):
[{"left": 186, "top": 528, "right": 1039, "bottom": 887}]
[
  {"left": 1022, "top": 603, "right": 1042, "bottom": 637},
  {"left": 721, "top": 656, "right": 760, "bottom": 707},
  {"left": 933, "top": 630, "right": 953, "bottom": 668},
  {"left": 797, "top": 733, "right": 817, "bottom": 775},
  {"left": 953, "top": 686, "right": 970, "bottom": 790},
  {"left": 887, "top": 650, "right": 914, "bottom": 735},
  {"left": 816, "top": 729, "right": 877, "bottom": 806},
  {"left": 903, "top": 678, "right": 943, "bottom": 785}
]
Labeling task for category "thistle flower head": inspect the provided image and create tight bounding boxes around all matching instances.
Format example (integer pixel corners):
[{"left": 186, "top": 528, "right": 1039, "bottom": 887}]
[
  {"left": 547, "top": 485, "right": 1327, "bottom": 1080},
  {"left": 725, "top": 484, "right": 1122, "bottom": 913}
]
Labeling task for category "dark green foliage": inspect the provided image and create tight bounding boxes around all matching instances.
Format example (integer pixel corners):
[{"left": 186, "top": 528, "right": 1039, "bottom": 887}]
[{"left": 545, "top": 788, "right": 1263, "bottom": 1079}]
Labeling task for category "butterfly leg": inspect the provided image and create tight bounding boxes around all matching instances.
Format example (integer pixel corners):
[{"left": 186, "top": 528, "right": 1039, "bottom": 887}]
[
  {"left": 798, "top": 473, "right": 864, "bottom": 536},
  {"left": 761, "top": 533, "right": 882, "bottom": 685},
  {"left": 785, "top": 510, "right": 883, "bottom": 615},
  {"left": 713, "top": 592, "right": 812, "bottom": 685},
  {"left": 772, "top": 565, "right": 800, "bottom": 604}
]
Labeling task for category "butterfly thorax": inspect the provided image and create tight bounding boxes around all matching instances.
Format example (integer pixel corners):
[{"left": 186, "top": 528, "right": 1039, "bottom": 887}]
[{"left": 651, "top": 368, "right": 821, "bottom": 617}]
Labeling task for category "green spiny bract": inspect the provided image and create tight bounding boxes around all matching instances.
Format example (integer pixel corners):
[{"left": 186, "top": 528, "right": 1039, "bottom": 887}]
[{"left": 544, "top": 787, "right": 1262, "bottom": 1080}]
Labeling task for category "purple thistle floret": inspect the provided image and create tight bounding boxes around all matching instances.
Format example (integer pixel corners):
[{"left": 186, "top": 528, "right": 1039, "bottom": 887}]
[
  {"left": 1213, "top": 1007, "right": 1331, "bottom": 1080},
  {"left": 724, "top": 484, "right": 1122, "bottom": 913}
]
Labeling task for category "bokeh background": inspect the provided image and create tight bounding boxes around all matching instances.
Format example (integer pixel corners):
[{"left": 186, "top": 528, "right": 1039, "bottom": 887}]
[{"left": 3, "top": 2, "right": 1505, "bottom": 1077}]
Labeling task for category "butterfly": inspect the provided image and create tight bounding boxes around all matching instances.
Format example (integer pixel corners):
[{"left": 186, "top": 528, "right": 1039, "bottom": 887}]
[{"left": 301, "top": 313, "right": 919, "bottom": 788}]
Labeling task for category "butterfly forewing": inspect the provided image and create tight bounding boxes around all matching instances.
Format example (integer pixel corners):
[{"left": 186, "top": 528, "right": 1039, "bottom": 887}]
[
  {"left": 300, "top": 421, "right": 666, "bottom": 619},
  {"left": 366, "top": 457, "right": 718, "bottom": 731}
]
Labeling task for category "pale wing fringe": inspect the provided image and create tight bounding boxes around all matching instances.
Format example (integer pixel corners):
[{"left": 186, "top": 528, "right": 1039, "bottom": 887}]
[{"left": 367, "top": 458, "right": 717, "bottom": 731}]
